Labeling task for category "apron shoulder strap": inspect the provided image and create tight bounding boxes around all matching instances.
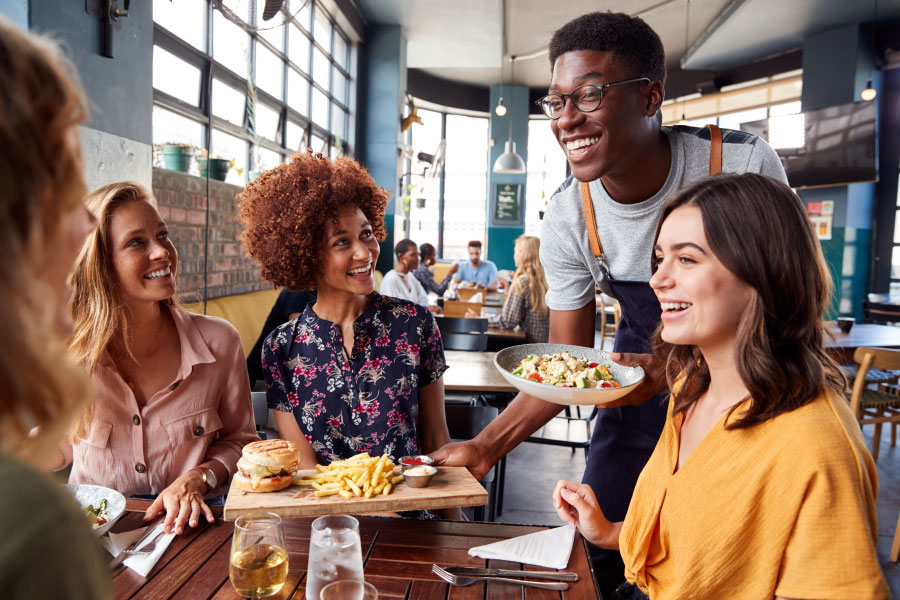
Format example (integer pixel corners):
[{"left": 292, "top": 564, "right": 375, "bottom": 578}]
[
  {"left": 707, "top": 124, "right": 722, "bottom": 176},
  {"left": 580, "top": 182, "right": 604, "bottom": 259}
]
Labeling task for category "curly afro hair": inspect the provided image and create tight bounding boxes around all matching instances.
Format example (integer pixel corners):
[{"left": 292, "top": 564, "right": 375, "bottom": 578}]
[
  {"left": 238, "top": 151, "right": 388, "bottom": 290},
  {"left": 549, "top": 12, "right": 666, "bottom": 85}
]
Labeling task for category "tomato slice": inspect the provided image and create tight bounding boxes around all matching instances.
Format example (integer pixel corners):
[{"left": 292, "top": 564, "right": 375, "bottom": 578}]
[
  {"left": 588, "top": 362, "right": 599, "bottom": 368},
  {"left": 527, "top": 373, "right": 543, "bottom": 383},
  {"left": 600, "top": 381, "right": 612, "bottom": 388}
]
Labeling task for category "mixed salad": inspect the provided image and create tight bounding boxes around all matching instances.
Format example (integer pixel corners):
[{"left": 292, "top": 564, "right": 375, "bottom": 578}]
[
  {"left": 511, "top": 351, "right": 620, "bottom": 389},
  {"left": 84, "top": 498, "right": 110, "bottom": 528}
]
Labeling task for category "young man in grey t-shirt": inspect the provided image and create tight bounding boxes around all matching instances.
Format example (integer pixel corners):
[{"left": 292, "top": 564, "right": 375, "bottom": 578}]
[{"left": 433, "top": 11, "right": 786, "bottom": 598}]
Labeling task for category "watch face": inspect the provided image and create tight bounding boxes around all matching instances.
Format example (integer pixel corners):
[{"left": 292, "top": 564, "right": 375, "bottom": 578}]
[{"left": 204, "top": 468, "right": 218, "bottom": 489}]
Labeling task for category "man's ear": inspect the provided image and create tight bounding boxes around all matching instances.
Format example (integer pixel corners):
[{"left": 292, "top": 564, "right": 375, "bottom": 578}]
[{"left": 645, "top": 80, "right": 665, "bottom": 117}]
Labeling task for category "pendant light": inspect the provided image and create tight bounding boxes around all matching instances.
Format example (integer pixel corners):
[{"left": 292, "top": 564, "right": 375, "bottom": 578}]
[
  {"left": 494, "top": 97, "right": 507, "bottom": 116},
  {"left": 861, "top": 0, "right": 878, "bottom": 101},
  {"left": 493, "top": 55, "right": 527, "bottom": 174}
]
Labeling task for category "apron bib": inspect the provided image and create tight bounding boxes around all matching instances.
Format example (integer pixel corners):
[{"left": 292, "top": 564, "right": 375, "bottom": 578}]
[{"left": 579, "top": 125, "right": 722, "bottom": 521}]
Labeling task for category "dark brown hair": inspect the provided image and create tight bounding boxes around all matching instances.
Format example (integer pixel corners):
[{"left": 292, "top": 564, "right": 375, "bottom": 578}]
[
  {"left": 394, "top": 238, "right": 416, "bottom": 257},
  {"left": 238, "top": 151, "right": 388, "bottom": 290},
  {"left": 651, "top": 173, "right": 845, "bottom": 429},
  {"left": 467, "top": 240, "right": 482, "bottom": 249}
]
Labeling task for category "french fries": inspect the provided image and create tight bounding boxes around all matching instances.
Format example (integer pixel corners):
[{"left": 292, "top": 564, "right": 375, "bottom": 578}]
[{"left": 298, "top": 452, "right": 406, "bottom": 498}]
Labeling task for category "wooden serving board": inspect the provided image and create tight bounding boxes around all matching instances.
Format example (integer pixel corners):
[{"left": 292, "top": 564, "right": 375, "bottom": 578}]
[{"left": 223, "top": 466, "right": 487, "bottom": 520}]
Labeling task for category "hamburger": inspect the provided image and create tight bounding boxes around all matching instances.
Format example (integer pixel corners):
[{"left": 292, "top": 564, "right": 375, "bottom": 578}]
[{"left": 235, "top": 439, "right": 300, "bottom": 492}]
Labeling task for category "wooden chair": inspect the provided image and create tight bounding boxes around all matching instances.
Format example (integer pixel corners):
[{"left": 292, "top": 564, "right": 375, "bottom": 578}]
[
  {"left": 893, "top": 510, "right": 900, "bottom": 562},
  {"left": 862, "top": 300, "right": 900, "bottom": 325},
  {"left": 848, "top": 347, "right": 900, "bottom": 461},
  {"left": 596, "top": 294, "right": 621, "bottom": 346},
  {"left": 443, "top": 300, "right": 482, "bottom": 318}
]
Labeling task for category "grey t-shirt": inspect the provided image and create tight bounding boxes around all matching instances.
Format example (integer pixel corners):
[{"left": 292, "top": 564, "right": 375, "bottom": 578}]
[{"left": 540, "top": 125, "right": 788, "bottom": 311}]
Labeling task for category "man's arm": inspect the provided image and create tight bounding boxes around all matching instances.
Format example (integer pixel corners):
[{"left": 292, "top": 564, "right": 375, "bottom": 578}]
[{"left": 430, "top": 301, "right": 595, "bottom": 479}]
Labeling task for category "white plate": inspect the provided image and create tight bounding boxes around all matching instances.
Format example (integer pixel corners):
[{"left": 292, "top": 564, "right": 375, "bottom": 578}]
[
  {"left": 67, "top": 484, "right": 126, "bottom": 536},
  {"left": 494, "top": 343, "right": 644, "bottom": 406}
]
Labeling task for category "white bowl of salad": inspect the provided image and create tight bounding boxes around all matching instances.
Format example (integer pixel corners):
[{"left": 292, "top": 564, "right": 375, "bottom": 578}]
[
  {"left": 67, "top": 484, "right": 127, "bottom": 536},
  {"left": 494, "top": 343, "right": 644, "bottom": 406}
]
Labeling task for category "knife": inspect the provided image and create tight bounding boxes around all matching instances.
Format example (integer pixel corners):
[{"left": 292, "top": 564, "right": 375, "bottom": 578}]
[{"left": 443, "top": 566, "right": 578, "bottom": 581}]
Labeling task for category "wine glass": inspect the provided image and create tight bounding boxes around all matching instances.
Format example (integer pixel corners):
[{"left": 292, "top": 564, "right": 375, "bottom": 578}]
[
  {"left": 229, "top": 513, "right": 289, "bottom": 599},
  {"left": 320, "top": 580, "right": 378, "bottom": 599},
  {"left": 305, "top": 515, "right": 364, "bottom": 600}
]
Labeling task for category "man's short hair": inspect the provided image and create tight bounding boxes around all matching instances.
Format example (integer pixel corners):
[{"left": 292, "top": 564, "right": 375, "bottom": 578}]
[
  {"left": 548, "top": 12, "right": 666, "bottom": 85},
  {"left": 467, "top": 240, "right": 482, "bottom": 249},
  {"left": 394, "top": 238, "right": 417, "bottom": 257}
]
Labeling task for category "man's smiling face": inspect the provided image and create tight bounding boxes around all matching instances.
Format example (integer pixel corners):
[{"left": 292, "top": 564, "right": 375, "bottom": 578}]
[{"left": 549, "top": 50, "right": 651, "bottom": 183}]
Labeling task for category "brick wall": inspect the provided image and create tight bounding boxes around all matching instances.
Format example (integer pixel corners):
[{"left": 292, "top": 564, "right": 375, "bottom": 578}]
[{"left": 151, "top": 169, "right": 273, "bottom": 302}]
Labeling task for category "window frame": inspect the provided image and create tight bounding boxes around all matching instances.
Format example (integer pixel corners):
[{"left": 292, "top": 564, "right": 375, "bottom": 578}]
[{"left": 152, "top": 0, "right": 354, "bottom": 180}]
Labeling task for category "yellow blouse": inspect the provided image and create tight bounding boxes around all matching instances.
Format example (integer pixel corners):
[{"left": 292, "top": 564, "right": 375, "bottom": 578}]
[{"left": 620, "top": 388, "right": 888, "bottom": 599}]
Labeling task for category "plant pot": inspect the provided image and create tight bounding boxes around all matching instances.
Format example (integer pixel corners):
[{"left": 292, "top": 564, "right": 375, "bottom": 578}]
[
  {"left": 161, "top": 144, "right": 192, "bottom": 173},
  {"left": 416, "top": 197, "right": 426, "bottom": 209},
  {"left": 539, "top": 210, "right": 545, "bottom": 220},
  {"left": 198, "top": 157, "right": 230, "bottom": 181}
]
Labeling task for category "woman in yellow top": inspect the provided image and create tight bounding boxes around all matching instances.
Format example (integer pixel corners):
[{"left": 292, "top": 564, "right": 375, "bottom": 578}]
[{"left": 553, "top": 173, "right": 888, "bottom": 600}]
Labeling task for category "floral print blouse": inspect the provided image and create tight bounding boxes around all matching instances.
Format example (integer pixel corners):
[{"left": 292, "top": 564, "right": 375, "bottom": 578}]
[{"left": 263, "top": 292, "right": 448, "bottom": 465}]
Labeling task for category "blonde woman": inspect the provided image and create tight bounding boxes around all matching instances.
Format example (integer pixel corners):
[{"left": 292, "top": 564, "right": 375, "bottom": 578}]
[
  {"left": 467, "top": 236, "right": 550, "bottom": 343},
  {"left": 0, "top": 17, "right": 109, "bottom": 597},
  {"left": 65, "top": 182, "right": 259, "bottom": 535}
]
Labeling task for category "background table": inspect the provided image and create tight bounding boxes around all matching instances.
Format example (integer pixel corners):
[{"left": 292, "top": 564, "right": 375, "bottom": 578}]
[
  {"left": 825, "top": 323, "right": 900, "bottom": 363},
  {"left": 111, "top": 500, "right": 600, "bottom": 599},
  {"left": 443, "top": 350, "right": 518, "bottom": 393}
]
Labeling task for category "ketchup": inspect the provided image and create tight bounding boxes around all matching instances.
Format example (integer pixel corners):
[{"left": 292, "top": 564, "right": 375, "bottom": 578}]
[{"left": 402, "top": 457, "right": 429, "bottom": 465}]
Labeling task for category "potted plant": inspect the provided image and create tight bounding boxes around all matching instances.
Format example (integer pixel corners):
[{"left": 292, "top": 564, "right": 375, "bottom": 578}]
[
  {"left": 158, "top": 142, "right": 194, "bottom": 173},
  {"left": 197, "top": 149, "right": 241, "bottom": 182},
  {"left": 538, "top": 191, "right": 548, "bottom": 220}
]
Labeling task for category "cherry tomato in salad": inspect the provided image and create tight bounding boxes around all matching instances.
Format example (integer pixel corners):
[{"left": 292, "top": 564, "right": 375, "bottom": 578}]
[{"left": 527, "top": 373, "right": 543, "bottom": 383}]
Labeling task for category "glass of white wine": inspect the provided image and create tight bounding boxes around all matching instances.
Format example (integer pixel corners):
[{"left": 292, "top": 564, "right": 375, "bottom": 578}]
[
  {"left": 230, "top": 513, "right": 289, "bottom": 599},
  {"left": 320, "top": 580, "right": 378, "bottom": 600}
]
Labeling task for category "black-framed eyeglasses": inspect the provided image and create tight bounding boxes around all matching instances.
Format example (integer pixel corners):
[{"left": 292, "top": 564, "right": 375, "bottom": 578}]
[{"left": 536, "top": 77, "right": 651, "bottom": 119}]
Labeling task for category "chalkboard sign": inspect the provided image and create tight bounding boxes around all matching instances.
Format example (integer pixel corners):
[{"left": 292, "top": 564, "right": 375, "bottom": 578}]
[{"left": 493, "top": 183, "right": 521, "bottom": 223}]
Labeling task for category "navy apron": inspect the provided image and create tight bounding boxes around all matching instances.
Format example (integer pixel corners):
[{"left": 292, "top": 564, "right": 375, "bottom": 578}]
[{"left": 579, "top": 124, "right": 722, "bottom": 521}]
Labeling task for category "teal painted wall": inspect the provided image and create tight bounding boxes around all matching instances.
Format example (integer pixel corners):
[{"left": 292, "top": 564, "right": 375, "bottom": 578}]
[
  {"left": 486, "top": 83, "right": 528, "bottom": 271},
  {"left": 361, "top": 26, "right": 406, "bottom": 275}
]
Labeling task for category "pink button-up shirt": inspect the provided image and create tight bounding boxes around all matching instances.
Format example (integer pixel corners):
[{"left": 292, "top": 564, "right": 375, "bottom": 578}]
[{"left": 67, "top": 306, "right": 259, "bottom": 497}]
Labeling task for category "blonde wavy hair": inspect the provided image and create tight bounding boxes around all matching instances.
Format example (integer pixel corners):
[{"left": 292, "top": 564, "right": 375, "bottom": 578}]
[
  {"left": 510, "top": 236, "right": 548, "bottom": 315},
  {"left": 0, "top": 18, "right": 93, "bottom": 462},
  {"left": 69, "top": 182, "right": 178, "bottom": 439}
]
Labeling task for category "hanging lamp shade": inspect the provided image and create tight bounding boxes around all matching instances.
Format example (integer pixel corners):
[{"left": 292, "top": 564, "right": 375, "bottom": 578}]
[
  {"left": 492, "top": 55, "right": 526, "bottom": 174},
  {"left": 493, "top": 139, "right": 526, "bottom": 173}
]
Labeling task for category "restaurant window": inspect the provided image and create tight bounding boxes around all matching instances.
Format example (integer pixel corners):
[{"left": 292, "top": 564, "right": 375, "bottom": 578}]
[
  {"left": 405, "top": 108, "right": 443, "bottom": 251},
  {"left": 443, "top": 114, "right": 489, "bottom": 260},
  {"left": 152, "top": 0, "right": 357, "bottom": 181},
  {"left": 525, "top": 118, "right": 568, "bottom": 237}
]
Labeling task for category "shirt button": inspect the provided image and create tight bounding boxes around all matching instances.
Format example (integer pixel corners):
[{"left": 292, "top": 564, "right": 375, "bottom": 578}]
[
  {"left": 192, "top": 425, "right": 204, "bottom": 436},
  {"left": 132, "top": 415, "right": 141, "bottom": 426},
  {"left": 135, "top": 463, "right": 146, "bottom": 473}
]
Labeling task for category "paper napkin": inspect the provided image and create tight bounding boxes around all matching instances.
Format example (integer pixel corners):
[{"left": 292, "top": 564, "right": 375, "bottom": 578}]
[
  {"left": 469, "top": 292, "right": 483, "bottom": 304},
  {"left": 468, "top": 524, "right": 576, "bottom": 570},
  {"left": 102, "top": 522, "right": 177, "bottom": 577}
]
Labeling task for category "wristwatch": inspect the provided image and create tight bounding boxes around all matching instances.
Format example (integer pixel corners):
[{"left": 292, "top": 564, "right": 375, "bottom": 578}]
[{"left": 191, "top": 466, "right": 218, "bottom": 491}]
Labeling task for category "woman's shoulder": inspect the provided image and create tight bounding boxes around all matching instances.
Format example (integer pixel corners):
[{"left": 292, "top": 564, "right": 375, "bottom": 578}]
[
  {"left": 176, "top": 308, "right": 243, "bottom": 348},
  {"left": 376, "top": 293, "right": 428, "bottom": 314},
  {"left": 0, "top": 454, "right": 86, "bottom": 534},
  {"left": 760, "top": 389, "right": 872, "bottom": 472}
]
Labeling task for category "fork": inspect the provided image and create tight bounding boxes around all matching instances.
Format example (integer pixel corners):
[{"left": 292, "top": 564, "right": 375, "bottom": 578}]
[
  {"left": 124, "top": 521, "right": 166, "bottom": 555},
  {"left": 431, "top": 564, "right": 569, "bottom": 591}
]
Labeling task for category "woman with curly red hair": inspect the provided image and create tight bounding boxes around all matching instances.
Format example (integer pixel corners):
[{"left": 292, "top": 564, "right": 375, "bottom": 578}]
[{"left": 239, "top": 151, "right": 457, "bottom": 519}]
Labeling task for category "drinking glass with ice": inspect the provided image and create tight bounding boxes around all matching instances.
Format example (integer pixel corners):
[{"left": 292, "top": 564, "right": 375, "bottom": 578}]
[{"left": 305, "top": 515, "right": 364, "bottom": 600}]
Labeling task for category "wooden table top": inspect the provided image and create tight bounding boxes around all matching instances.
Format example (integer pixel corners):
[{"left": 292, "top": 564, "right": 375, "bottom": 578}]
[
  {"left": 485, "top": 327, "right": 526, "bottom": 340},
  {"left": 111, "top": 500, "right": 599, "bottom": 600},
  {"left": 443, "top": 350, "right": 518, "bottom": 393},
  {"left": 825, "top": 323, "right": 900, "bottom": 363}
]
